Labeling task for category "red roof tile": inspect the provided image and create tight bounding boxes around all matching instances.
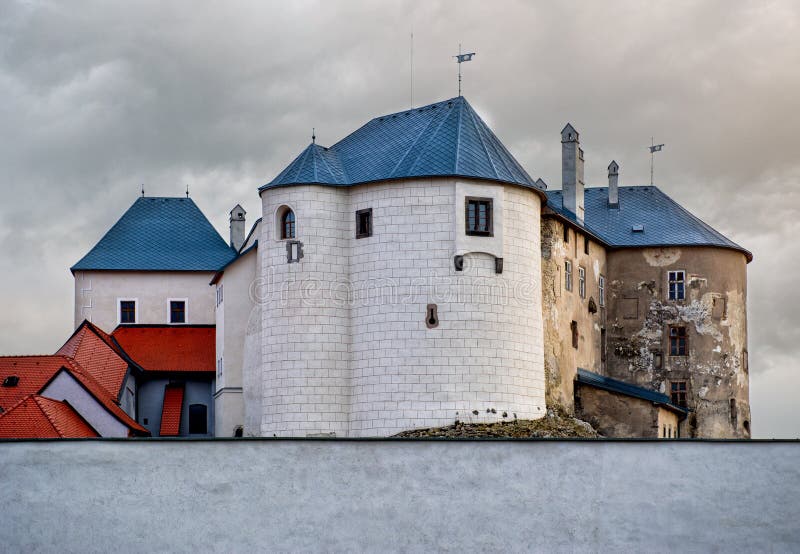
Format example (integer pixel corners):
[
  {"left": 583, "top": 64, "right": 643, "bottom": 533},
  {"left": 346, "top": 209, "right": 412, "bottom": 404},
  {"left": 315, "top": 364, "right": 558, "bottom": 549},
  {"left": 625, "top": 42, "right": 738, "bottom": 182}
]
[
  {"left": 58, "top": 359, "right": 149, "bottom": 436},
  {"left": 111, "top": 326, "right": 215, "bottom": 372},
  {"left": 0, "top": 355, "right": 69, "bottom": 412},
  {"left": 57, "top": 321, "right": 130, "bottom": 399},
  {"left": 159, "top": 384, "right": 184, "bottom": 436},
  {"left": 0, "top": 395, "right": 98, "bottom": 438}
]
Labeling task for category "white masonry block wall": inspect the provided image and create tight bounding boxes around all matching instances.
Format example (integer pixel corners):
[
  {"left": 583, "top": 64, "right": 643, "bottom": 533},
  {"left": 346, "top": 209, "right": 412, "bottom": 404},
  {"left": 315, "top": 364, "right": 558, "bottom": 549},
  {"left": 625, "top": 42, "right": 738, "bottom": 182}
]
[{"left": 256, "top": 177, "right": 545, "bottom": 437}]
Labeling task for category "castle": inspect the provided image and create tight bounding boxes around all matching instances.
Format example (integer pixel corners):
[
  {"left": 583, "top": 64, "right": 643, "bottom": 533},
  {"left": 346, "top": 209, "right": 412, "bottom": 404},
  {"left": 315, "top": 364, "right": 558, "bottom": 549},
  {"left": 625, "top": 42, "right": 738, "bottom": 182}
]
[{"left": 0, "top": 96, "right": 751, "bottom": 439}]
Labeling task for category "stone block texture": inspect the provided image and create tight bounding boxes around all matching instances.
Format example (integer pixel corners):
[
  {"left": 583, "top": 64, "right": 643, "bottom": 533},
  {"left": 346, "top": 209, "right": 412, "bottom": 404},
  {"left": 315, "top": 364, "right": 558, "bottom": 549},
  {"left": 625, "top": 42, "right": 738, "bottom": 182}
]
[{"left": 255, "top": 178, "right": 546, "bottom": 437}]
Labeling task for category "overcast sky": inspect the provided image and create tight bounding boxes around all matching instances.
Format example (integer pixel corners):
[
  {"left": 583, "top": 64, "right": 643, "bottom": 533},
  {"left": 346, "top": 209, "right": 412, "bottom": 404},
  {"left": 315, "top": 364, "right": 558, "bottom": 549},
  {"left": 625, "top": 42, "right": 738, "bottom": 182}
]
[{"left": 1, "top": 1, "right": 798, "bottom": 437}]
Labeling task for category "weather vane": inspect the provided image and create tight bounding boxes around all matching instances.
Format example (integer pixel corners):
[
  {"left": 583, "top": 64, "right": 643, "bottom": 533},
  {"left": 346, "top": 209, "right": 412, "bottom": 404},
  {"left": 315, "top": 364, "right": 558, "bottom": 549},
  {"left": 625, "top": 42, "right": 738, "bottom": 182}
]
[
  {"left": 649, "top": 138, "right": 665, "bottom": 186},
  {"left": 453, "top": 44, "right": 476, "bottom": 97}
]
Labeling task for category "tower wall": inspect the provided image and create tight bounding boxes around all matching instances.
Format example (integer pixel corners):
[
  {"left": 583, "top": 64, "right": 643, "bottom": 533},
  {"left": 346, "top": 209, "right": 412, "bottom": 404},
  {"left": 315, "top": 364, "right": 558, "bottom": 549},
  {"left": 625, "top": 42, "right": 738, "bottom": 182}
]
[
  {"left": 256, "top": 178, "right": 546, "bottom": 437},
  {"left": 605, "top": 246, "right": 750, "bottom": 438}
]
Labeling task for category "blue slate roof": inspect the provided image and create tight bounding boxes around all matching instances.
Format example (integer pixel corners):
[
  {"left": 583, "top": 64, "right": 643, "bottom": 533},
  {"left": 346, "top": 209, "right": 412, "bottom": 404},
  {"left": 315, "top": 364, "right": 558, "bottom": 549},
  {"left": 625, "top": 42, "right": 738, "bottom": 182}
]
[
  {"left": 546, "top": 186, "right": 752, "bottom": 261},
  {"left": 576, "top": 368, "right": 688, "bottom": 414},
  {"left": 71, "top": 197, "right": 237, "bottom": 272},
  {"left": 261, "top": 96, "right": 542, "bottom": 192}
]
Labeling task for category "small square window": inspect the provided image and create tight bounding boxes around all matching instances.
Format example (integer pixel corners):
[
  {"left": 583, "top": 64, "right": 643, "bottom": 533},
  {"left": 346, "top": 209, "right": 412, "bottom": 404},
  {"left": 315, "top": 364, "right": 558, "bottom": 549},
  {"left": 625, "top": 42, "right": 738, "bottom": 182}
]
[
  {"left": 120, "top": 300, "right": 136, "bottom": 324},
  {"left": 465, "top": 197, "right": 493, "bottom": 236},
  {"left": 669, "top": 326, "right": 688, "bottom": 356},
  {"left": 170, "top": 300, "right": 186, "bottom": 324},
  {"left": 668, "top": 271, "right": 686, "bottom": 300},
  {"left": 356, "top": 208, "right": 373, "bottom": 239}
]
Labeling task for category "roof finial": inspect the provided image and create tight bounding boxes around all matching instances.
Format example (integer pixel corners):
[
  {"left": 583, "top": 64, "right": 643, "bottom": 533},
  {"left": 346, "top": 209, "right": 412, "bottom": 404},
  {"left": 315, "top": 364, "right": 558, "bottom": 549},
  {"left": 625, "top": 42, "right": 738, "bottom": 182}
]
[
  {"left": 312, "top": 128, "right": 316, "bottom": 144},
  {"left": 141, "top": 184, "right": 145, "bottom": 197},
  {"left": 453, "top": 44, "right": 476, "bottom": 97},
  {"left": 186, "top": 184, "right": 190, "bottom": 198}
]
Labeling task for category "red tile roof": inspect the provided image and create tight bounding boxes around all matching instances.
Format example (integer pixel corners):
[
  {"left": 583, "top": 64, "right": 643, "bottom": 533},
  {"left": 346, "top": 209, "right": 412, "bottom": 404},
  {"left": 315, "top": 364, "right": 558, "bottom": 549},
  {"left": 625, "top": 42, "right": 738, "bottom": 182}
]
[
  {"left": 159, "top": 384, "right": 184, "bottom": 436},
  {"left": 0, "top": 355, "right": 70, "bottom": 412},
  {"left": 57, "top": 321, "right": 130, "bottom": 399},
  {"left": 58, "top": 359, "right": 149, "bottom": 436},
  {"left": 111, "top": 326, "right": 215, "bottom": 373},
  {"left": 0, "top": 395, "right": 98, "bottom": 438}
]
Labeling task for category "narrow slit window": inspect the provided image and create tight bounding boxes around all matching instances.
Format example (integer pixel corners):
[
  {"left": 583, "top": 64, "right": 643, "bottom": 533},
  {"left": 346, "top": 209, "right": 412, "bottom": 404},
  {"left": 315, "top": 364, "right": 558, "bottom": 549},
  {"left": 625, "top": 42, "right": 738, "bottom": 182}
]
[
  {"left": 563, "top": 225, "right": 569, "bottom": 243},
  {"left": 465, "top": 197, "right": 493, "bottom": 236},
  {"left": 565, "top": 261, "right": 573, "bottom": 292},
  {"left": 571, "top": 321, "right": 578, "bottom": 349},
  {"left": 584, "top": 236, "right": 589, "bottom": 255},
  {"left": 599, "top": 275, "right": 605, "bottom": 307},
  {"left": 356, "top": 208, "right": 373, "bottom": 239},
  {"left": 668, "top": 270, "right": 686, "bottom": 300},
  {"left": 578, "top": 267, "right": 586, "bottom": 299}
]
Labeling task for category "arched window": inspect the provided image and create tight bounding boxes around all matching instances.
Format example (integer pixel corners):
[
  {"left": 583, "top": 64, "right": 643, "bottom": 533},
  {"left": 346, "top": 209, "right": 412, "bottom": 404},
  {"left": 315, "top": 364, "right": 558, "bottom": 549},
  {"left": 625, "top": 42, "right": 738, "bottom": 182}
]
[{"left": 281, "top": 209, "right": 296, "bottom": 239}]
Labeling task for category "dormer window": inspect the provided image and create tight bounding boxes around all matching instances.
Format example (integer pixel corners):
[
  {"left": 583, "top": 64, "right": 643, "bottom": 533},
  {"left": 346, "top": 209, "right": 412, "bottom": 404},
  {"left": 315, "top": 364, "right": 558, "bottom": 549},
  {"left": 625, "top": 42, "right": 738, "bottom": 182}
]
[
  {"left": 465, "top": 197, "right": 493, "bottom": 236},
  {"left": 281, "top": 209, "right": 296, "bottom": 239}
]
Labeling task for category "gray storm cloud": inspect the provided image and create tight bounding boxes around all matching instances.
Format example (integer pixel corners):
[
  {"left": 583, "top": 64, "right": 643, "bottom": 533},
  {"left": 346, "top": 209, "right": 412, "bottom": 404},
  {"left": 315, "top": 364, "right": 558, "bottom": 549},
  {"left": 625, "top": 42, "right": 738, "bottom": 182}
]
[{"left": 0, "top": 0, "right": 797, "bottom": 436}]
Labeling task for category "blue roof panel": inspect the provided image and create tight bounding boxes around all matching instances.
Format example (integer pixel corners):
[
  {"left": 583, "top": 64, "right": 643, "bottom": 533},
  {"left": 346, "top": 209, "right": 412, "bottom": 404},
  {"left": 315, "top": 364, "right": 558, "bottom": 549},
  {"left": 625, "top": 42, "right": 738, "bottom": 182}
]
[
  {"left": 576, "top": 368, "right": 688, "bottom": 414},
  {"left": 546, "top": 186, "right": 752, "bottom": 260},
  {"left": 261, "top": 96, "right": 541, "bottom": 191},
  {"left": 71, "top": 197, "right": 237, "bottom": 272}
]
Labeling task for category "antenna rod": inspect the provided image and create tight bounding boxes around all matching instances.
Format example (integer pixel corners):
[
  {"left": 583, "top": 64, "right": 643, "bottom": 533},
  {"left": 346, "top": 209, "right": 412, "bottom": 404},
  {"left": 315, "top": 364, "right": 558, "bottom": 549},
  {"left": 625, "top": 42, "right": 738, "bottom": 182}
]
[
  {"left": 410, "top": 31, "right": 414, "bottom": 109},
  {"left": 648, "top": 138, "right": 665, "bottom": 186}
]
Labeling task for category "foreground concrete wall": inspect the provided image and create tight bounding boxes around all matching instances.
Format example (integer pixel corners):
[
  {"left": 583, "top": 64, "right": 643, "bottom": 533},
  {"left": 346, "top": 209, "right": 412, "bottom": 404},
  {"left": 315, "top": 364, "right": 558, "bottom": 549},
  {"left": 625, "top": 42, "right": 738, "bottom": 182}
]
[{"left": 0, "top": 440, "right": 797, "bottom": 553}]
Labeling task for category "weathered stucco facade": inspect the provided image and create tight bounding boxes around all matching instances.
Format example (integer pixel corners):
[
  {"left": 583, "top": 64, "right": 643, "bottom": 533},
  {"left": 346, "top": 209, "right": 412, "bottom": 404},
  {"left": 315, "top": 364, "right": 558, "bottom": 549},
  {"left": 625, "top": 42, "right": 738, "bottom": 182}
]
[
  {"left": 541, "top": 217, "right": 607, "bottom": 413},
  {"left": 604, "top": 246, "right": 750, "bottom": 438}
]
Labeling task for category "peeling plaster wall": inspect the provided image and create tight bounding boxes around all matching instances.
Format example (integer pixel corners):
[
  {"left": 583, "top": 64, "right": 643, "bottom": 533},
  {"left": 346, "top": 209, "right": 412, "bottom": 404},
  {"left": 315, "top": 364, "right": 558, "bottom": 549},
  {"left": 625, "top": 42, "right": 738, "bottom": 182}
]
[
  {"left": 605, "top": 247, "right": 750, "bottom": 438},
  {"left": 540, "top": 218, "right": 607, "bottom": 413}
]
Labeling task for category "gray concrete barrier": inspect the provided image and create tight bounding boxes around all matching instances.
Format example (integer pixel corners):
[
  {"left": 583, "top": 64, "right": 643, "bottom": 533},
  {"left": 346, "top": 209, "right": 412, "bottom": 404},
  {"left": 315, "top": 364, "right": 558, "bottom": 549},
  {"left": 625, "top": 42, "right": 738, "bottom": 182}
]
[{"left": 0, "top": 439, "right": 798, "bottom": 553}]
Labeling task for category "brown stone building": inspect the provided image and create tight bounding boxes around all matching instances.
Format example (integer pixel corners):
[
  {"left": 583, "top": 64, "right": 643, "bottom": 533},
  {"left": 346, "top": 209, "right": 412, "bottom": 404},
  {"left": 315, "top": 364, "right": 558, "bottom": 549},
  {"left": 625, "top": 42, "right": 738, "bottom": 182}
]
[{"left": 542, "top": 125, "right": 751, "bottom": 438}]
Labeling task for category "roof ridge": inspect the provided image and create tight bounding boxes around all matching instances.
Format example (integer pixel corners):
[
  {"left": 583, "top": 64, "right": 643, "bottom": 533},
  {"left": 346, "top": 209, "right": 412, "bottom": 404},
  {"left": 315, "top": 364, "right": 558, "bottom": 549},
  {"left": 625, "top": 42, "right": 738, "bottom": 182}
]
[
  {"left": 405, "top": 103, "right": 459, "bottom": 176},
  {"left": 463, "top": 102, "right": 501, "bottom": 180},
  {"left": 33, "top": 395, "right": 68, "bottom": 437},
  {"left": 387, "top": 102, "right": 452, "bottom": 178}
]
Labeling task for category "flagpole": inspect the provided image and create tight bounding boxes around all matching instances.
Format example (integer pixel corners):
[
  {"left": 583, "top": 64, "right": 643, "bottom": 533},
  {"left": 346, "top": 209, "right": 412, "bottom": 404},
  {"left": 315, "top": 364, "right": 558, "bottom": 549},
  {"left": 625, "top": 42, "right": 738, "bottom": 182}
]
[{"left": 650, "top": 137, "right": 654, "bottom": 187}]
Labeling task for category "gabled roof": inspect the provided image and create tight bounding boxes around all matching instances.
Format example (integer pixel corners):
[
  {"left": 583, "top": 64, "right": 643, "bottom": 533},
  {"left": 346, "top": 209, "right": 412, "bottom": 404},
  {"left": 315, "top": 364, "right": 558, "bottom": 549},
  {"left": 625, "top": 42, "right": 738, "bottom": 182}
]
[
  {"left": 56, "top": 321, "right": 130, "bottom": 400},
  {"left": 71, "top": 197, "right": 237, "bottom": 272},
  {"left": 159, "top": 384, "right": 184, "bottom": 437},
  {"left": 546, "top": 186, "right": 752, "bottom": 261},
  {"left": 262, "top": 97, "right": 543, "bottom": 192},
  {"left": 52, "top": 360, "right": 149, "bottom": 435},
  {"left": 111, "top": 325, "right": 215, "bottom": 373},
  {"left": 0, "top": 395, "right": 98, "bottom": 438},
  {"left": 0, "top": 356, "right": 70, "bottom": 412},
  {"left": 576, "top": 368, "right": 688, "bottom": 415}
]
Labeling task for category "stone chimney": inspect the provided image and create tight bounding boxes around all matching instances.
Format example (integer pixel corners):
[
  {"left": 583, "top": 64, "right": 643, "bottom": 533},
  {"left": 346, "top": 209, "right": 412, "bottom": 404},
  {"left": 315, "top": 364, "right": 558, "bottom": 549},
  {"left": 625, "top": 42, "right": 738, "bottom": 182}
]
[
  {"left": 608, "top": 160, "right": 619, "bottom": 208},
  {"left": 561, "top": 123, "right": 585, "bottom": 224},
  {"left": 229, "top": 204, "right": 246, "bottom": 251}
]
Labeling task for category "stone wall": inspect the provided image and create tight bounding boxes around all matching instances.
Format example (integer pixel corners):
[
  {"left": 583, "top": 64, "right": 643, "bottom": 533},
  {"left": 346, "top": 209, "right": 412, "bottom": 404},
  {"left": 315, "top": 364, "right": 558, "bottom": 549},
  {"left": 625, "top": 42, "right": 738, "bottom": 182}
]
[
  {"left": 1, "top": 440, "right": 797, "bottom": 552},
  {"left": 255, "top": 178, "right": 545, "bottom": 437},
  {"left": 575, "top": 384, "right": 680, "bottom": 438},
  {"left": 605, "top": 246, "right": 750, "bottom": 438},
  {"left": 540, "top": 217, "right": 607, "bottom": 413}
]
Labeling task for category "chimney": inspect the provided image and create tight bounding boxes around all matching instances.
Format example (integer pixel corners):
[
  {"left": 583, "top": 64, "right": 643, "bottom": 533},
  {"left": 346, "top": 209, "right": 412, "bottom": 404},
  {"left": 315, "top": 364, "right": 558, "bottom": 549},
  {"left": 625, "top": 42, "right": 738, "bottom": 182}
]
[
  {"left": 229, "top": 204, "right": 246, "bottom": 251},
  {"left": 608, "top": 160, "right": 619, "bottom": 208},
  {"left": 561, "top": 123, "right": 585, "bottom": 224}
]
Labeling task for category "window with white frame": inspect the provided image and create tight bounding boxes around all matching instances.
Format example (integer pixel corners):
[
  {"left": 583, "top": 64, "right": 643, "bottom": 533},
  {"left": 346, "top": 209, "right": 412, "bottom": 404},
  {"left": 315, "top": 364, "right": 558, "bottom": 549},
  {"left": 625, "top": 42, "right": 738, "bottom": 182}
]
[
  {"left": 565, "top": 260, "right": 573, "bottom": 292},
  {"left": 668, "top": 270, "right": 686, "bottom": 300},
  {"left": 168, "top": 299, "right": 187, "bottom": 324},
  {"left": 119, "top": 299, "right": 137, "bottom": 324},
  {"left": 599, "top": 275, "right": 605, "bottom": 307},
  {"left": 578, "top": 267, "right": 586, "bottom": 299}
]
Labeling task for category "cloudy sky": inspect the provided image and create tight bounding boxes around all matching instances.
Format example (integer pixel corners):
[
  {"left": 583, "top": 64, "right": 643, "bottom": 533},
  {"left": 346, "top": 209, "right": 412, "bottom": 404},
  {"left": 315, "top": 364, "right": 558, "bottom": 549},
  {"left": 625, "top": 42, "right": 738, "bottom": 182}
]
[{"left": 1, "top": 1, "right": 798, "bottom": 437}]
